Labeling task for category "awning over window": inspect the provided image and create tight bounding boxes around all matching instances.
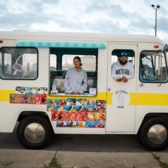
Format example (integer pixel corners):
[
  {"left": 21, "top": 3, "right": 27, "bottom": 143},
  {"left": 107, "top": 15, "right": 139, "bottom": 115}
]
[{"left": 16, "top": 42, "right": 106, "bottom": 49}]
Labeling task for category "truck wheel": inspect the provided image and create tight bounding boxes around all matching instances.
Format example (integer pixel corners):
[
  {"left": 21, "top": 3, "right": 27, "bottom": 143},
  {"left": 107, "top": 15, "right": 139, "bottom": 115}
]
[
  {"left": 139, "top": 117, "right": 168, "bottom": 151},
  {"left": 17, "top": 115, "right": 53, "bottom": 149}
]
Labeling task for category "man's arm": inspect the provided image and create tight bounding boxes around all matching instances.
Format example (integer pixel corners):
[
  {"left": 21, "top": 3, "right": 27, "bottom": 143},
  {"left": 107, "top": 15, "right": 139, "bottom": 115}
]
[
  {"left": 79, "top": 72, "right": 88, "bottom": 94},
  {"left": 64, "top": 70, "right": 73, "bottom": 93},
  {"left": 111, "top": 64, "right": 122, "bottom": 80}
]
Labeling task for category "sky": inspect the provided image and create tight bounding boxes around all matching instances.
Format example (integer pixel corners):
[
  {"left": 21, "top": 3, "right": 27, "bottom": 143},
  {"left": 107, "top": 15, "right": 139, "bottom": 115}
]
[{"left": 0, "top": 0, "right": 168, "bottom": 44}]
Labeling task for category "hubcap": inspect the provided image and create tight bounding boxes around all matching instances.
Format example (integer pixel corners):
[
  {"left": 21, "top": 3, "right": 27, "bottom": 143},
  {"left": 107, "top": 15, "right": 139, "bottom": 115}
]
[
  {"left": 24, "top": 123, "right": 45, "bottom": 143},
  {"left": 148, "top": 124, "right": 167, "bottom": 145}
]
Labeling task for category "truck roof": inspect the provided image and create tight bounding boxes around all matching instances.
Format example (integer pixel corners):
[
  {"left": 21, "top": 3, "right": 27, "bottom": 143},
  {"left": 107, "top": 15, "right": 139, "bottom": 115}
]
[{"left": 0, "top": 31, "right": 165, "bottom": 46}]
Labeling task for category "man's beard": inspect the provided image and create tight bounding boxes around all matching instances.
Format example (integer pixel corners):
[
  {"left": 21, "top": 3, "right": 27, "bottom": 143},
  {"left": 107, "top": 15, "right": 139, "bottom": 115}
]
[{"left": 119, "top": 60, "right": 127, "bottom": 65}]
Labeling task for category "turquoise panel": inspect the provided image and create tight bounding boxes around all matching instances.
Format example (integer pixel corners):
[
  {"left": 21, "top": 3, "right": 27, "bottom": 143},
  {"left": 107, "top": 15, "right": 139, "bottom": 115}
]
[{"left": 16, "top": 42, "right": 106, "bottom": 49}]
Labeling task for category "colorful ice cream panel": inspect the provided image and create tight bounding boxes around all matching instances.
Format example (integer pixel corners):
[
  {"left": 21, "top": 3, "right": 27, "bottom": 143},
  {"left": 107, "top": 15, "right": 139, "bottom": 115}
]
[
  {"left": 25, "top": 87, "right": 29, "bottom": 94},
  {"left": 86, "top": 106, "right": 96, "bottom": 112},
  {"left": 57, "top": 112, "right": 65, "bottom": 121},
  {"left": 47, "top": 105, "right": 55, "bottom": 112},
  {"left": 85, "top": 122, "right": 105, "bottom": 128},
  {"left": 28, "top": 95, "right": 35, "bottom": 104},
  {"left": 76, "top": 112, "right": 83, "bottom": 122},
  {"left": 40, "top": 87, "right": 48, "bottom": 94},
  {"left": 73, "top": 112, "right": 88, "bottom": 122},
  {"left": 88, "top": 112, "right": 94, "bottom": 122},
  {"left": 10, "top": 94, "right": 17, "bottom": 103},
  {"left": 96, "top": 106, "right": 106, "bottom": 112},
  {"left": 27, "top": 87, "right": 34, "bottom": 94},
  {"left": 96, "top": 122, "right": 105, "bottom": 128},
  {"left": 51, "top": 112, "right": 57, "bottom": 121},
  {"left": 16, "top": 94, "right": 22, "bottom": 103},
  {"left": 34, "top": 95, "right": 41, "bottom": 104},
  {"left": 22, "top": 94, "right": 28, "bottom": 104},
  {"left": 86, "top": 100, "right": 96, "bottom": 106},
  {"left": 67, "top": 98, "right": 76, "bottom": 105},
  {"left": 96, "top": 100, "right": 106, "bottom": 106},
  {"left": 80, "top": 106, "right": 87, "bottom": 112},
  {"left": 55, "top": 106, "right": 64, "bottom": 112},
  {"left": 64, "top": 112, "right": 70, "bottom": 121},
  {"left": 55, "top": 99, "right": 67, "bottom": 105},
  {"left": 40, "top": 94, "right": 47, "bottom": 104},
  {"left": 76, "top": 122, "right": 86, "bottom": 128},
  {"left": 16, "top": 87, "right": 21, "bottom": 94},
  {"left": 81, "top": 112, "right": 88, "bottom": 121},
  {"left": 94, "top": 112, "right": 100, "bottom": 122},
  {"left": 66, "top": 122, "right": 73, "bottom": 127},
  {"left": 77, "top": 99, "right": 86, "bottom": 105},
  {"left": 66, "top": 122, "right": 76, "bottom": 127},
  {"left": 36, "top": 87, "right": 41, "bottom": 94},
  {"left": 71, "top": 106, "right": 83, "bottom": 112},
  {"left": 100, "top": 113, "right": 106, "bottom": 122},
  {"left": 32, "top": 87, "right": 38, "bottom": 94},
  {"left": 64, "top": 105, "right": 73, "bottom": 112},
  {"left": 47, "top": 99, "right": 56, "bottom": 105},
  {"left": 69, "top": 112, "right": 76, "bottom": 121},
  {"left": 85, "top": 122, "right": 95, "bottom": 128},
  {"left": 56, "top": 121, "right": 66, "bottom": 127},
  {"left": 16, "top": 86, "right": 25, "bottom": 94}
]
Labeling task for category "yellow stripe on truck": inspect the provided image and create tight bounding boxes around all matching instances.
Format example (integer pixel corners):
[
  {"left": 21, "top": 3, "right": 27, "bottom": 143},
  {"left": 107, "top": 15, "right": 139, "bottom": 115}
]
[
  {"left": 0, "top": 90, "right": 168, "bottom": 106},
  {"left": 106, "top": 93, "right": 168, "bottom": 106},
  {"left": 0, "top": 90, "right": 107, "bottom": 102},
  {"left": 0, "top": 90, "right": 16, "bottom": 102},
  {"left": 47, "top": 92, "right": 107, "bottom": 100},
  {"left": 137, "top": 93, "right": 168, "bottom": 106}
]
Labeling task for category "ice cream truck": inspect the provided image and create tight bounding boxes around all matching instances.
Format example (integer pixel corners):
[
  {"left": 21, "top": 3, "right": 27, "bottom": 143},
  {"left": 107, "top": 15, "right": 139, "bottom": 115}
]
[{"left": 0, "top": 31, "right": 168, "bottom": 150}]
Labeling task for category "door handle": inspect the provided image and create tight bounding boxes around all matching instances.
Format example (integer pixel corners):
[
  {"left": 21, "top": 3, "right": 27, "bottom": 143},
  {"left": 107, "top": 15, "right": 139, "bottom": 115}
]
[
  {"left": 139, "top": 83, "right": 143, "bottom": 87},
  {"left": 108, "top": 88, "right": 111, "bottom": 91}
]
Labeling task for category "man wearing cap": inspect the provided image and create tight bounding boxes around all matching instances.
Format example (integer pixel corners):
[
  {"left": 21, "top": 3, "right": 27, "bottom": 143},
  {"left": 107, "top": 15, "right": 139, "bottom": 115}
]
[{"left": 111, "top": 52, "right": 134, "bottom": 83}]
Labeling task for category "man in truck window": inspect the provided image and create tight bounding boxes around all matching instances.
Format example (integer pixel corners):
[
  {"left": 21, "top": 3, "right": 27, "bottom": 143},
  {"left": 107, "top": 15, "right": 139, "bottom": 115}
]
[
  {"left": 111, "top": 52, "right": 134, "bottom": 83},
  {"left": 64, "top": 56, "right": 87, "bottom": 94}
]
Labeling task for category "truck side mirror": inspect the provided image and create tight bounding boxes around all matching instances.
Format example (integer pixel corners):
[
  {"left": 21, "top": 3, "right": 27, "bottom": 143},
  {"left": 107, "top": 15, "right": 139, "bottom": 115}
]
[{"left": 164, "top": 45, "right": 168, "bottom": 52}]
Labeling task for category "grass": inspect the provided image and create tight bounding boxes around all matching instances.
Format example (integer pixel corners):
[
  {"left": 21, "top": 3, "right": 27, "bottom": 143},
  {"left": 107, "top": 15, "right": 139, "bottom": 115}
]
[
  {"left": 44, "top": 154, "right": 62, "bottom": 168},
  {"left": 0, "top": 161, "right": 13, "bottom": 166},
  {"left": 152, "top": 153, "right": 168, "bottom": 168}
]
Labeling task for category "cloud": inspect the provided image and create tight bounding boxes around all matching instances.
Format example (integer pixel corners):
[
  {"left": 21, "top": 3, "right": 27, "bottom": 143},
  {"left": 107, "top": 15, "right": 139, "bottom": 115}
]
[{"left": 0, "top": 0, "right": 167, "bottom": 44}]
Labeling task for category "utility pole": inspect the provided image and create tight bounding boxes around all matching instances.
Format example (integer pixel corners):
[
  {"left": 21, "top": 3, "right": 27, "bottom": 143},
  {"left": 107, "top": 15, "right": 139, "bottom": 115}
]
[{"left": 151, "top": 4, "right": 160, "bottom": 36}]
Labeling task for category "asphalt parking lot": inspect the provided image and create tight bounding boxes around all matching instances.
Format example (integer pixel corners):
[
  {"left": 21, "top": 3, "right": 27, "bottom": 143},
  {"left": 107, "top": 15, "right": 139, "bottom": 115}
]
[{"left": 0, "top": 123, "right": 168, "bottom": 168}]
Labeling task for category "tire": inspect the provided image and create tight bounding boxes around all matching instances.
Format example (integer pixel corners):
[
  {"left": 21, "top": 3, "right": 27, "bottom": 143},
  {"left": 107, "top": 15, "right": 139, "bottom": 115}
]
[
  {"left": 139, "top": 117, "right": 168, "bottom": 151},
  {"left": 17, "top": 114, "right": 53, "bottom": 149}
]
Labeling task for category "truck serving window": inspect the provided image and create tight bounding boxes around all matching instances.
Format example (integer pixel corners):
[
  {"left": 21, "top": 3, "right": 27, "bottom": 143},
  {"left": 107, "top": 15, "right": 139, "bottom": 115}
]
[
  {"left": 140, "top": 51, "right": 168, "bottom": 83},
  {"left": 0, "top": 47, "right": 38, "bottom": 80},
  {"left": 50, "top": 48, "right": 98, "bottom": 96}
]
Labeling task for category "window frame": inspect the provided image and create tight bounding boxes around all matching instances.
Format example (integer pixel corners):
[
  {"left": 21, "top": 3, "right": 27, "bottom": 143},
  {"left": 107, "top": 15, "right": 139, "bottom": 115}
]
[
  {"left": 139, "top": 50, "right": 168, "bottom": 83},
  {"left": 50, "top": 54, "right": 57, "bottom": 71},
  {"left": 0, "top": 47, "right": 39, "bottom": 80},
  {"left": 49, "top": 48, "right": 98, "bottom": 97},
  {"left": 111, "top": 49, "right": 135, "bottom": 80}
]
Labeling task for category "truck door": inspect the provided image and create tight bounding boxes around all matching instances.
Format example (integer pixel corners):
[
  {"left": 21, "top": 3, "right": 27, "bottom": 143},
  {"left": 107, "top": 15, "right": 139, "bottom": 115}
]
[{"left": 106, "top": 44, "right": 138, "bottom": 132}]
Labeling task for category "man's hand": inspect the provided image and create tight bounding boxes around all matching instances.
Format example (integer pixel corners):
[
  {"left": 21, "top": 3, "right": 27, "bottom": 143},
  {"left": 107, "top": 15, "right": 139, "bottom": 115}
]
[
  {"left": 116, "top": 79, "right": 122, "bottom": 82},
  {"left": 71, "top": 91, "right": 75, "bottom": 94},
  {"left": 122, "top": 76, "right": 128, "bottom": 83},
  {"left": 76, "top": 91, "right": 81, "bottom": 95}
]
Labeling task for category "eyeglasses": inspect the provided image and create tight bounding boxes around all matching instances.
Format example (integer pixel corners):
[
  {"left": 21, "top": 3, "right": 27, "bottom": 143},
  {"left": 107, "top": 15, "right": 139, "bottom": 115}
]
[{"left": 121, "top": 52, "right": 128, "bottom": 56}]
